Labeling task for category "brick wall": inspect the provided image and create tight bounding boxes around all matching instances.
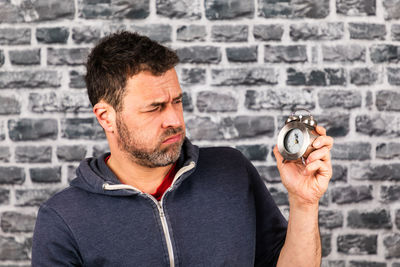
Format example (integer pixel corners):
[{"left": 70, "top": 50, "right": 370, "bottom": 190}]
[{"left": 0, "top": 0, "right": 399, "bottom": 265}]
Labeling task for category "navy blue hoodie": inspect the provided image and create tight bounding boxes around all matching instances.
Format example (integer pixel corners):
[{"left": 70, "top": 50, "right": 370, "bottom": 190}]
[{"left": 32, "top": 139, "right": 287, "bottom": 266}]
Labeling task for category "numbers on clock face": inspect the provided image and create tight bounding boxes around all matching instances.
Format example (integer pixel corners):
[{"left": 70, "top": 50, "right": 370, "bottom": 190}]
[{"left": 284, "top": 128, "right": 304, "bottom": 154}]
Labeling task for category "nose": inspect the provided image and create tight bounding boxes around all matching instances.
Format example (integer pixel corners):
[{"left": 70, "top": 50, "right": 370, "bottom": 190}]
[{"left": 161, "top": 104, "right": 182, "bottom": 129}]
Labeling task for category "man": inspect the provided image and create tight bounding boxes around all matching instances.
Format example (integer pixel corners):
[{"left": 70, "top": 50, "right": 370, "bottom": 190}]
[{"left": 32, "top": 31, "right": 333, "bottom": 266}]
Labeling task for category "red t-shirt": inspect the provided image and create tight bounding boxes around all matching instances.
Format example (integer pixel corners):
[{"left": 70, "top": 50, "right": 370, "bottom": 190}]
[{"left": 105, "top": 155, "right": 177, "bottom": 201}]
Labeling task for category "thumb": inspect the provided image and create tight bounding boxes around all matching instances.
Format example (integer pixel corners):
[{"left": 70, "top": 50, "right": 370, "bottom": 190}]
[{"left": 273, "top": 145, "right": 284, "bottom": 170}]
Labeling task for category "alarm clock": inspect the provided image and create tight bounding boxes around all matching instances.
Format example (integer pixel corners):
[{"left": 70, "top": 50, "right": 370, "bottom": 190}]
[{"left": 277, "top": 109, "right": 319, "bottom": 162}]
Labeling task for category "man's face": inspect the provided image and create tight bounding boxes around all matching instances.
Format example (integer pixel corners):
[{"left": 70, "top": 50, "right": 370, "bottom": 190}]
[{"left": 115, "top": 68, "right": 186, "bottom": 168}]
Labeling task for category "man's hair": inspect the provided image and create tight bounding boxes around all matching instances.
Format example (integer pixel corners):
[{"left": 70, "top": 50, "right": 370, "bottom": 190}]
[{"left": 85, "top": 31, "right": 179, "bottom": 111}]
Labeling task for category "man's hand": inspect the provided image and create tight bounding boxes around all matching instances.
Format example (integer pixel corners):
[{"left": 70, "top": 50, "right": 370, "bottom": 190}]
[{"left": 273, "top": 125, "right": 333, "bottom": 206}]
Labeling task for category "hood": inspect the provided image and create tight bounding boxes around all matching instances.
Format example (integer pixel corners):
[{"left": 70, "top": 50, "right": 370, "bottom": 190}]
[{"left": 70, "top": 138, "right": 199, "bottom": 196}]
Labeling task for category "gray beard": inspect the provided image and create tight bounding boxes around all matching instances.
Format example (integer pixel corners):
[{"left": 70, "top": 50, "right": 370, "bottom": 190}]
[{"left": 116, "top": 116, "right": 184, "bottom": 168}]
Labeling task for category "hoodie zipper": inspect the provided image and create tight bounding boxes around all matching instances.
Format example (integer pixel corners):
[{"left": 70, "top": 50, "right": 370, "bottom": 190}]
[{"left": 102, "top": 161, "right": 196, "bottom": 267}]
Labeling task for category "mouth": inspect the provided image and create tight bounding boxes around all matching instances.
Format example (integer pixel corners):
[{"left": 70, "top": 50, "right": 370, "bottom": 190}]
[{"left": 162, "top": 133, "right": 183, "bottom": 144}]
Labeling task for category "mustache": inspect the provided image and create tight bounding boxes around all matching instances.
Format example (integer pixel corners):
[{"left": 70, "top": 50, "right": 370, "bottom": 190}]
[{"left": 160, "top": 127, "right": 184, "bottom": 140}]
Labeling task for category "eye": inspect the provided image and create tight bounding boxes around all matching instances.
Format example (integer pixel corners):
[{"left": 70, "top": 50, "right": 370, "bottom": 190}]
[
  {"left": 148, "top": 106, "right": 160, "bottom": 112},
  {"left": 173, "top": 98, "right": 182, "bottom": 104}
]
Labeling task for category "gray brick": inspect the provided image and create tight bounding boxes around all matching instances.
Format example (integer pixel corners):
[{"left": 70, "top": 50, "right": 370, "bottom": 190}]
[
  {"left": 0, "top": 71, "right": 61, "bottom": 89},
  {"left": 180, "top": 68, "right": 206, "bottom": 85},
  {"left": 0, "top": 147, "right": 10, "bottom": 163},
  {"left": 79, "top": 0, "right": 149, "bottom": 19},
  {"left": 370, "top": 45, "right": 400, "bottom": 63},
  {"left": 253, "top": 25, "right": 284, "bottom": 41},
  {"left": 366, "top": 91, "right": 373, "bottom": 108},
  {"left": 257, "top": 165, "right": 281, "bottom": 183},
  {"left": 392, "top": 25, "right": 400, "bottom": 41},
  {"left": 290, "top": 23, "right": 344, "bottom": 41},
  {"left": 177, "top": 46, "right": 221, "bottom": 64},
  {"left": 57, "top": 145, "right": 87, "bottom": 162},
  {"left": 331, "top": 185, "right": 373, "bottom": 204},
  {"left": 226, "top": 46, "right": 258, "bottom": 63},
  {"left": 236, "top": 145, "right": 268, "bottom": 161},
  {"left": 47, "top": 48, "right": 89, "bottom": 66},
  {"left": 348, "top": 209, "right": 392, "bottom": 229},
  {"left": 337, "top": 0, "right": 376, "bottom": 15},
  {"left": 245, "top": 88, "right": 315, "bottom": 111},
  {"left": 177, "top": 25, "right": 206, "bottom": 42},
  {"left": 321, "top": 261, "right": 345, "bottom": 267},
  {"left": 8, "top": 119, "right": 58, "bottom": 141},
  {"left": 331, "top": 165, "right": 348, "bottom": 183},
  {"left": 197, "top": 91, "right": 238, "bottom": 112},
  {"left": 322, "top": 45, "right": 365, "bottom": 62},
  {"left": 1, "top": 212, "right": 36, "bottom": 233},
  {"left": 205, "top": 0, "right": 254, "bottom": 20},
  {"left": 356, "top": 114, "right": 400, "bottom": 136},
  {"left": 384, "top": 233, "right": 400, "bottom": 258},
  {"left": 157, "top": 0, "right": 201, "bottom": 19},
  {"left": 9, "top": 49, "right": 41, "bottom": 66},
  {"left": 264, "top": 45, "right": 307, "bottom": 63},
  {"left": 131, "top": 24, "right": 172, "bottom": 43},
  {"left": 396, "top": 210, "right": 400, "bottom": 230},
  {"left": 69, "top": 70, "right": 86, "bottom": 89},
  {"left": 258, "top": 0, "right": 329, "bottom": 18},
  {"left": 383, "top": 0, "right": 400, "bottom": 20},
  {"left": 182, "top": 92, "right": 194, "bottom": 112},
  {"left": 393, "top": 263, "right": 400, "bottom": 267},
  {"left": 269, "top": 187, "right": 288, "bottom": 206},
  {"left": 28, "top": 0, "right": 75, "bottom": 21},
  {"left": 61, "top": 118, "right": 106, "bottom": 140},
  {"left": 36, "top": 27, "right": 69, "bottom": 44},
  {"left": 287, "top": 68, "right": 346, "bottom": 86},
  {"left": 92, "top": 143, "right": 110, "bottom": 157},
  {"left": 0, "top": 121, "right": 4, "bottom": 141},
  {"left": 319, "top": 90, "right": 362, "bottom": 109},
  {"left": 377, "top": 90, "right": 400, "bottom": 111},
  {"left": 0, "top": 189, "right": 10, "bottom": 206},
  {"left": 349, "top": 23, "right": 386, "bottom": 40},
  {"left": 350, "top": 163, "right": 400, "bottom": 181},
  {"left": 15, "top": 188, "right": 59, "bottom": 207},
  {"left": 349, "top": 262, "right": 386, "bottom": 267},
  {"left": 0, "top": 50, "right": 4, "bottom": 67},
  {"left": 317, "top": 113, "right": 350, "bottom": 137},
  {"left": 211, "top": 25, "right": 248, "bottom": 42},
  {"left": 0, "top": 236, "right": 29, "bottom": 260},
  {"left": 0, "top": 95, "right": 20, "bottom": 115},
  {"left": 0, "top": 28, "right": 31, "bottom": 45},
  {"left": 331, "top": 142, "right": 370, "bottom": 161},
  {"left": 376, "top": 143, "right": 400, "bottom": 159},
  {"left": 0, "top": 167, "right": 25, "bottom": 185},
  {"left": 350, "top": 67, "right": 379, "bottom": 85},
  {"left": 388, "top": 68, "right": 400, "bottom": 85},
  {"left": 337, "top": 234, "right": 377, "bottom": 255},
  {"left": 322, "top": 234, "right": 331, "bottom": 257},
  {"left": 0, "top": 1, "right": 24, "bottom": 23},
  {"left": 30, "top": 167, "right": 61, "bottom": 183},
  {"left": 15, "top": 146, "right": 52, "bottom": 163},
  {"left": 29, "top": 92, "right": 92, "bottom": 113},
  {"left": 72, "top": 26, "right": 101, "bottom": 44},
  {"left": 221, "top": 116, "right": 275, "bottom": 139},
  {"left": 319, "top": 210, "right": 344, "bottom": 229},
  {"left": 212, "top": 68, "right": 277, "bottom": 86},
  {"left": 381, "top": 185, "right": 400, "bottom": 202},
  {"left": 186, "top": 116, "right": 223, "bottom": 141}
]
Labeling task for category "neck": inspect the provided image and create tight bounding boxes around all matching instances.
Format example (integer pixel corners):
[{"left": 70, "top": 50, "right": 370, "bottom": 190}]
[{"left": 106, "top": 152, "right": 172, "bottom": 194}]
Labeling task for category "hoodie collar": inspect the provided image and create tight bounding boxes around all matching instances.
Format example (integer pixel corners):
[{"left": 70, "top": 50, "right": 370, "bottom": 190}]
[{"left": 70, "top": 138, "right": 199, "bottom": 196}]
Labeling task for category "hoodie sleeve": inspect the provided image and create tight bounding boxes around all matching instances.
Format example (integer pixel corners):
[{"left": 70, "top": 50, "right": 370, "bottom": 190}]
[
  {"left": 245, "top": 159, "right": 288, "bottom": 267},
  {"left": 32, "top": 204, "right": 83, "bottom": 266}
]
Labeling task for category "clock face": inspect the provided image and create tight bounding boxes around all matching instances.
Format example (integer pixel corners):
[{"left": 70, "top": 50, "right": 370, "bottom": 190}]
[{"left": 284, "top": 128, "right": 304, "bottom": 154}]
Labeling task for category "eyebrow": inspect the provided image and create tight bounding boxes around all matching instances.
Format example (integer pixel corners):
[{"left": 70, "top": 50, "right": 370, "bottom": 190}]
[{"left": 147, "top": 93, "right": 183, "bottom": 108}]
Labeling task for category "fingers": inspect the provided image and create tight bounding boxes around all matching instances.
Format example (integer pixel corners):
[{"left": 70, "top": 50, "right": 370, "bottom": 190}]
[
  {"left": 307, "top": 146, "right": 330, "bottom": 164},
  {"left": 315, "top": 125, "right": 327, "bottom": 136},
  {"left": 313, "top": 135, "right": 334, "bottom": 150},
  {"left": 304, "top": 159, "right": 332, "bottom": 181}
]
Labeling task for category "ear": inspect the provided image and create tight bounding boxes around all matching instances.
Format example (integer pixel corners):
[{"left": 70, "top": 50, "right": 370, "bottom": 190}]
[{"left": 93, "top": 101, "right": 116, "bottom": 133}]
